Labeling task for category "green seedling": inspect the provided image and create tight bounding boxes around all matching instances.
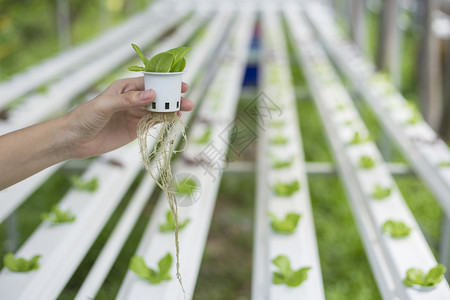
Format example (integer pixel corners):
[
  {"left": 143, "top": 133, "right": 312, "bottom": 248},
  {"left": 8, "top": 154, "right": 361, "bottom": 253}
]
[
  {"left": 437, "top": 161, "right": 450, "bottom": 167},
  {"left": 270, "top": 135, "right": 288, "bottom": 145},
  {"left": 268, "top": 212, "right": 301, "bottom": 234},
  {"left": 174, "top": 178, "right": 197, "bottom": 195},
  {"left": 371, "top": 184, "right": 392, "bottom": 200},
  {"left": 270, "top": 120, "right": 285, "bottom": 128},
  {"left": 348, "top": 132, "right": 371, "bottom": 145},
  {"left": 272, "top": 157, "right": 294, "bottom": 169},
  {"left": 129, "top": 253, "right": 172, "bottom": 284},
  {"left": 128, "top": 44, "right": 190, "bottom": 73},
  {"left": 159, "top": 211, "right": 191, "bottom": 233},
  {"left": 406, "top": 110, "right": 422, "bottom": 125},
  {"left": 382, "top": 220, "right": 411, "bottom": 238},
  {"left": 358, "top": 155, "right": 376, "bottom": 169},
  {"left": 272, "top": 255, "right": 310, "bottom": 287},
  {"left": 3, "top": 253, "right": 41, "bottom": 272},
  {"left": 273, "top": 180, "right": 300, "bottom": 197},
  {"left": 70, "top": 176, "right": 99, "bottom": 192},
  {"left": 41, "top": 205, "right": 76, "bottom": 224},
  {"left": 37, "top": 84, "right": 48, "bottom": 94},
  {"left": 193, "top": 127, "right": 212, "bottom": 145},
  {"left": 342, "top": 120, "right": 353, "bottom": 126},
  {"left": 336, "top": 104, "right": 346, "bottom": 111},
  {"left": 403, "top": 264, "right": 446, "bottom": 287}
]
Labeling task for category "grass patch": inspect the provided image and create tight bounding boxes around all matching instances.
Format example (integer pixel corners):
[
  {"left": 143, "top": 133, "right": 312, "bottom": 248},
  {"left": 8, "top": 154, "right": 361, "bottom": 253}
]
[
  {"left": 195, "top": 173, "right": 254, "bottom": 300},
  {"left": 395, "top": 175, "right": 443, "bottom": 257},
  {"left": 309, "top": 176, "right": 381, "bottom": 300}
]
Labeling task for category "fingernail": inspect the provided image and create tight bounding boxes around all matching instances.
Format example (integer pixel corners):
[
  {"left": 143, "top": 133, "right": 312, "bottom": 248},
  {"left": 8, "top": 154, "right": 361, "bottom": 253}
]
[{"left": 141, "top": 89, "right": 154, "bottom": 101}]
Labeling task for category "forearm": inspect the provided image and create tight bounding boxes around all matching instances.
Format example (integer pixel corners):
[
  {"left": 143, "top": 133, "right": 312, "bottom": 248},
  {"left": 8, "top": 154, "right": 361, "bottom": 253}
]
[{"left": 0, "top": 115, "right": 72, "bottom": 190}]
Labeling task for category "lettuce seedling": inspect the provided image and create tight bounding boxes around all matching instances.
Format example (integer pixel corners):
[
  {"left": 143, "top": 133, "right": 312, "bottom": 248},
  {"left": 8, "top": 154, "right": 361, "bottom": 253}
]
[
  {"left": 272, "top": 255, "right": 310, "bottom": 287},
  {"left": 406, "top": 110, "right": 422, "bottom": 125},
  {"left": 438, "top": 161, "right": 450, "bottom": 167},
  {"left": 270, "top": 120, "right": 285, "bottom": 128},
  {"left": 159, "top": 211, "right": 190, "bottom": 233},
  {"left": 41, "top": 205, "right": 76, "bottom": 224},
  {"left": 272, "top": 157, "right": 294, "bottom": 169},
  {"left": 348, "top": 132, "right": 371, "bottom": 145},
  {"left": 129, "top": 253, "right": 172, "bottom": 284},
  {"left": 193, "top": 127, "right": 212, "bottom": 145},
  {"left": 3, "top": 253, "right": 41, "bottom": 272},
  {"left": 273, "top": 180, "right": 300, "bottom": 197},
  {"left": 403, "top": 264, "right": 446, "bottom": 287},
  {"left": 343, "top": 120, "right": 353, "bottom": 126},
  {"left": 371, "top": 184, "right": 392, "bottom": 200},
  {"left": 358, "top": 155, "right": 376, "bottom": 169},
  {"left": 70, "top": 176, "right": 99, "bottom": 192},
  {"left": 128, "top": 44, "right": 190, "bottom": 73},
  {"left": 268, "top": 212, "right": 301, "bottom": 234},
  {"left": 336, "top": 104, "right": 346, "bottom": 111},
  {"left": 174, "top": 178, "right": 197, "bottom": 195},
  {"left": 382, "top": 220, "right": 411, "bottom": 238},
  {"left": 270, "top": 135, "right": 288, "bottom": 145}
]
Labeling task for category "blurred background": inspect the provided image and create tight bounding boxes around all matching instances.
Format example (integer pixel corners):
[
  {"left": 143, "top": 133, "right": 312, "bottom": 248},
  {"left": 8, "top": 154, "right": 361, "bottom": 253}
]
[{"left": 0, "top": 0, "right": 449, "bottom": 299}]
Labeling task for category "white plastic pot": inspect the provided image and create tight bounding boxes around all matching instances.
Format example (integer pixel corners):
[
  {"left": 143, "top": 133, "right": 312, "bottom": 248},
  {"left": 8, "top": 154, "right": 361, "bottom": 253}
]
[{"left": 143, "top": 71, "right": 184, "bottom": 112}]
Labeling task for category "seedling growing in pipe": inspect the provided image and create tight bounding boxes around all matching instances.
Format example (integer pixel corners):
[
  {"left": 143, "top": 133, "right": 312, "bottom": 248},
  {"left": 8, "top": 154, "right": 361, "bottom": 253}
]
[{"left": 3, "top": 253, "right": 41, "bottom": 272}]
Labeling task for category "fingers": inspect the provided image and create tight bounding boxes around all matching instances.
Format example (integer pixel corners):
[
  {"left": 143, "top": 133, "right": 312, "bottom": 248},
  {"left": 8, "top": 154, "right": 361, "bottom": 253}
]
[
  {"left": 98, "top": 89, "right": 155, "bottom": 114},
  {"left": 180, "top": 96, "right": 194, "bottom": 111},
  {"left": 109, "top": 77, "right": 145, "bottom": 94},
  {"left": 181, "top": 82, "right": 189, "bottom": 93}
]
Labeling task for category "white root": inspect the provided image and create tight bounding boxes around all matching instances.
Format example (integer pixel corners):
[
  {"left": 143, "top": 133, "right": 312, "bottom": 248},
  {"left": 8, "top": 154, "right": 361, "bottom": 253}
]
[{"left": 137, "top": 112, "right": 187, "bottom": 296}]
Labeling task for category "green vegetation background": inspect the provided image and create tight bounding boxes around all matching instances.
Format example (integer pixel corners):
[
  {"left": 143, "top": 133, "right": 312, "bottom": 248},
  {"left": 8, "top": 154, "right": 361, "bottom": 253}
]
[{"left": 0, "top": 2, "right": 445, "bottom": 300}]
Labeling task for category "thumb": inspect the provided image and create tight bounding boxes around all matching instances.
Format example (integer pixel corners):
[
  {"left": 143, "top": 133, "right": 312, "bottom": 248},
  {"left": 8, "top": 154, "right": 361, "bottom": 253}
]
[{"left": 107, "top": 89, "right": 155, "bottom": 113}]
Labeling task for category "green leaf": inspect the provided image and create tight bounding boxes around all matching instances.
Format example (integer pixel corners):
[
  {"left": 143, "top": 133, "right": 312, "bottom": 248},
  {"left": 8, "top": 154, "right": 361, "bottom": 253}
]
[
  {"left": 268, "top": 212, "right": 301, "bottom": 234},
  {"left": 358, "top": 155, "right": 376, "bottom": 169},
  {"left": 348, "top": 132, "right": 371, "bottom": 145},
  {"left": 3, "top": 253, "right": 41, "bottom": 272},
  {"left": 272, "top": 272, "right": 285, "bottom": 285},
  {"left": 129, "top": 253, "right": 173, "bottom": 284},
  {"left": 270, "top": 120, "right": 285, "bottom": 128},
  {"left": 438, "top": 161, "right": 450, "bottom": 167},
  {"left": 166, "top": 46, "right": 190, "bottom": 72},
  {"left": 193, "top": 127, "right": 212, "bottom": 145},
  {"left": 424, "top": 264, "right": 446, "bottom": 286},
  {"left": 146, "top": 52, "right": 175, "bottom": 73},
  {"left": 272, "top": 180, "right": 300, "bottom": 197},
  {"left": 382, "top": 220, "right": 411, "bottom": 238},
  {"left": 70, "top": 176, "right": 99, "bottom": 192},
  {"left": 131, "top": 43, "right": 149, "bottom": 65},
  {"left": 287, "top": 267, "right": 311, "bottom": 287},
  {"left": 271, "top": 255, "right": 310, "bottom": 287},
  {"left": 166, "top": 46, "right": 190, "bottom": 65},
  {"left": 128, "top": 66, "right": 145, "bottom": 72},
  {"left": 159, "top": 210, "right": 190, "bottom": 232},
  {"left": 405, "top": 268, "right": 425, "bottom": 286},
  {"left": 272, "top": 157, "right": 294, "bottom": 169},
  {"left": 170, "top": 57, "right": 186, "bottom": 72},
  {"left": 371, "top": 184, "right": 392, "bottom": 200},
  {"left": 129, "top": 255, "right": 151, "bottom": 279},
  {"left": 272, "top": 255, "right": 291, "bottom": 278},
  {"left": 270, "top": 135, "right": 288, "bottom": 145},
  {"left": 41, "top": 205, "right": 76, "bottom": 224},
  {"left": 158, "top": 253, "right": 172, "bottom": 277},
  {"left": 174, "top": 178, "right": 197, "bottom": 195}
]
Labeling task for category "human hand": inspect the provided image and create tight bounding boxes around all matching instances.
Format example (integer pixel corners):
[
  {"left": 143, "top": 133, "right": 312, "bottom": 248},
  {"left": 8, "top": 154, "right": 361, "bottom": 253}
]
[{"left": 65, "top": 77, "right": 193, "bottom": 159}]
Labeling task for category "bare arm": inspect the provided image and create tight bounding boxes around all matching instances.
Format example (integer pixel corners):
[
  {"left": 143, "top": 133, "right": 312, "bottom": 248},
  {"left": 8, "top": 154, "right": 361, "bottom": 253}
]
[{"left": 0, "top": 77, "right": 192, "bottom": 190}]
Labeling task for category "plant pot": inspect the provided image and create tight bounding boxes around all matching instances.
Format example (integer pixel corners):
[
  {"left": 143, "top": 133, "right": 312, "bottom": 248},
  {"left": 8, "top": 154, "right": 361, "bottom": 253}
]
[{"left": 142, "top": 71, "right": 184, "bottom": 113}]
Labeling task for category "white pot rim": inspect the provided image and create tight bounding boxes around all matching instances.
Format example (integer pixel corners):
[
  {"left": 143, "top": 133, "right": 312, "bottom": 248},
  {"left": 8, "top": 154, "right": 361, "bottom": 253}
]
[{"left": 141, "top": 71, "right": 185, "bottom": 75}]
